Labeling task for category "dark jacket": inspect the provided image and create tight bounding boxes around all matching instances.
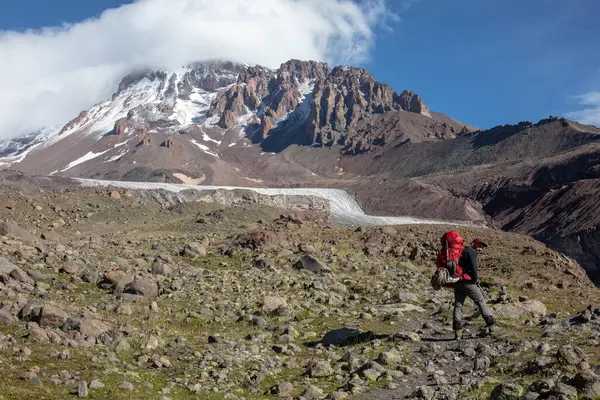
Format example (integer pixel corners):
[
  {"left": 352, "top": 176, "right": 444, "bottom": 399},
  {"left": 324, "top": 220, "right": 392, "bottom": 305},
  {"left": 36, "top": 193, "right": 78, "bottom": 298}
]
[{"left": 459, "top": 247, "right": 478, "bottom": 282}]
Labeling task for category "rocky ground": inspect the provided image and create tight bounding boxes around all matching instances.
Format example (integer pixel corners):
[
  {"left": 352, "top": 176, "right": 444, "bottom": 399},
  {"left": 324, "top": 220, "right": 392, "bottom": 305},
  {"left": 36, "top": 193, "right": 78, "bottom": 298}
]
[{"left": 0, "top": 182, "right": 599, "bottom": 400}]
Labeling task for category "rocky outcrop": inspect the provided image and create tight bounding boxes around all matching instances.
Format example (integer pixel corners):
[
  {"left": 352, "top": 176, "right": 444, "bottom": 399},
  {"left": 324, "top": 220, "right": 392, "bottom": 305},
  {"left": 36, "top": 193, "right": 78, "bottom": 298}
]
[
  {"left": 205, "top": 60, "right": 436, "bottom": 147},
  {"left": 395, "top": 90, "right": 432, "bottom": 118}
]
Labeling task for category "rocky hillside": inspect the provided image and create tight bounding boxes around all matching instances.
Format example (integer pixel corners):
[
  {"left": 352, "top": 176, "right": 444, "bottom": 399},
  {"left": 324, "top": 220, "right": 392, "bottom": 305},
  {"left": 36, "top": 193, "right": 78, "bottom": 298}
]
[{"left": 0, "top": 176, "right": 598, "bottom": 400}]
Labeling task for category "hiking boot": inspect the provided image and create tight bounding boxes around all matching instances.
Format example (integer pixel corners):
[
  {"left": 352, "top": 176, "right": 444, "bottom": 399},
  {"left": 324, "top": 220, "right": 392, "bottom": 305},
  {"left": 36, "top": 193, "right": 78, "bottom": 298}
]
[
  {"left": 478, "top": 326, "right": 494, "bottom": 337},
  {"left": 484, "top": 315, "right": 497, "bottom": 327}
]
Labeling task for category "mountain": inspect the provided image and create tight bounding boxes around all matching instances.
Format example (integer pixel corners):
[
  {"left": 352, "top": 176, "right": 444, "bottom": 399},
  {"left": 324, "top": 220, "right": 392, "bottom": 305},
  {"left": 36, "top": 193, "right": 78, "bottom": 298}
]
[
  {"left": 1, "top": 59, "right": 600, "bottom": 285},
  {"left": 0, "top": 59, "right": 473, "bottom": 180}
]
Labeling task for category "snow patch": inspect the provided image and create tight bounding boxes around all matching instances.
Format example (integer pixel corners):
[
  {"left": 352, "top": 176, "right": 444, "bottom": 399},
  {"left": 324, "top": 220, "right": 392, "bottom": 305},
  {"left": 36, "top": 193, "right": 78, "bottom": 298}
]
[
  {"left": 189, "top": 139, "right": 220, "bottom": 158},
  {"left": 60, "top": 150, "right": 110, "bottom": 172},
  {"left": 202, "top": 132, "right": 221, "bottom": 145},
  {"left": 104, "top": 148, "right": 128, "bottom": 163}
]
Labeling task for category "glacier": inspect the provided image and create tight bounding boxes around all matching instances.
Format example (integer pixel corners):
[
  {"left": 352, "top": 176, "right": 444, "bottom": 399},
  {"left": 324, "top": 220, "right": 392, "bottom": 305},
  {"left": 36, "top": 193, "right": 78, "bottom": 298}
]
[{"left": 76, "top": 178, "right": 484, "bottom": 227}]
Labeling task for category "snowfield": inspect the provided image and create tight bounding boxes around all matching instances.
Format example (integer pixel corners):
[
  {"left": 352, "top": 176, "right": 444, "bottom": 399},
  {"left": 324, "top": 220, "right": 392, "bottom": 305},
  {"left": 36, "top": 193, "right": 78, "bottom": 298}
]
[{"left": 76, "top": 178, "right": 483, "bottom": 227}]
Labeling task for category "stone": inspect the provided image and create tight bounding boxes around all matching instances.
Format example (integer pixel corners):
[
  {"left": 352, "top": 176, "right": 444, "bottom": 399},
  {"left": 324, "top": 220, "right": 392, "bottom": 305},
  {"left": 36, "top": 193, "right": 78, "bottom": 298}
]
[
  {"left": 60, "top": 261, "right": 79, "bottom": 275},
  {"left": 546, "top": 383, "right": 578, "bottom": 400},
  {"left": 412, "top": 386, "right": 434, "bottom": 399},
  {"left": 302, "top": 384, "right": 325, "bottom": 400},
  {"left": 10, "top": 267, "right": 33, "bottom": 283},
  {"left": 0, "top": 220, "right": 37, "bottom": 243},
  {"left": 253, "top": 257, "right": 272, "bottom": 269},
  {"left": 81, "top": 270, "right": 99, "bottom": 284},
  {"left": 556, "top": 345, "right": 586, "bottom": 366},
  {"left": 38, "top": 305, "right": 68, "bottom": 328},
  {"left": 262, "top": 296, "right": 287, "bottom": 315},
  {"left": 79, "top": 318, "right": 110, "bottom": 337},
  {"left": 571, "top": 370, "right": 600, "bottom": 398},
  {"left": 0, "top": 257, "right": 18, "bottom": 275},
  {"left": 183, "top": 243, "right": 206, "bottom": 257},
  {"left": 114, "top": 338, "right": 131, "bottom": 354},
  {"left": 171, "top": 280, "right": 183, "bottom": 291},
  {"left": 41, "top": 231, "right": 62, "bottom": 242},
  {"left": 527, "top": 356, "right": 553, "bottom": 374},
  {"left": 490, "top": 383, "right": 523, "bottom": 400},
  {"left": 474, "top": 356, "right": 491, "bottom": 371},
  {"left": 104, "top": 270, "right": 128, "bottom": 285},
  {"left": 145, "top": 335, "right": 161, "bottom": 350},
  {"left": 495, "top": 300, "right": 547, "bottom": 318},
  {"left": 125, "top": 278, "right": 159, "bottom": 298},
  {"left": 271, "top": 382, "right": 294, "bottom": 396},
  {"left": 116, "top": 304, "right": 133, "bottom": 315},
  {"left": 152, "top": 261, "right": 171, "bottom": 276},
  {"left": 293, "top": 254, "right": 329, "bottom": 273},
  {"left": 307, "top": 359, "right": 334, "bottom": 378},
  {"left": 78, "top": 381, "right": 88, "bottom": 398},
  {"left": 0, "top": 310, "right": 14, "bottom": 325},
  {"left": 89, "top": 380, "right": 105, "bottom": 389},
  {"left": 360, "top": 368, "right": 381, "bottom": 382},
  {"left": 110, "top": 191, "right": 121, "bottom": 199},
  {"left": 394, "top": 332, "right": 421, "bottom": 342},
  {"left": 377, "top": 349, "right": 401, "bottom": 366},
  {"left": 118, "top": 381, "right": 134, "bottom": 391}
]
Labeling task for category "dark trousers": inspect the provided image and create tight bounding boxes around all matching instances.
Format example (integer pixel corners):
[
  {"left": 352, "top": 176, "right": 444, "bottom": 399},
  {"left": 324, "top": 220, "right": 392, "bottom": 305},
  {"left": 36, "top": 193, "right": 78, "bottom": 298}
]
[{"left": 453, "top": 281, "right": 495, "bottom": 331}]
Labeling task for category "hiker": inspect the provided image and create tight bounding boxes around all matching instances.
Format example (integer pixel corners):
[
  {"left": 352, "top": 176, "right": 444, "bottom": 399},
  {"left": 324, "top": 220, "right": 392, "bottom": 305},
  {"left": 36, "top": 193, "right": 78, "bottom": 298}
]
[{"left": 453, "top": 237, "right": 496, "bottom": 339}]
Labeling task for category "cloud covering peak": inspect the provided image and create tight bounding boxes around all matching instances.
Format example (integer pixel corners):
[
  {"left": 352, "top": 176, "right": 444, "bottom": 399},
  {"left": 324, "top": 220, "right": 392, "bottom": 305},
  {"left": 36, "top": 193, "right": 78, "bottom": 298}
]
[
  {"left": 566, "top": 91, "right": 600, "bottom": 127},
  {"left": 0, "top": 0, "right": 392, "bottom": 139}
]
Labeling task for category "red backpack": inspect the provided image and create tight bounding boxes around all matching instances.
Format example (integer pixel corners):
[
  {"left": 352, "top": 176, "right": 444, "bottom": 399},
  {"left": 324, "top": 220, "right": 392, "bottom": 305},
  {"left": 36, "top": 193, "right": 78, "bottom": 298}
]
[{"left": 436, "top": 231, "right": 465, "bottom": 278}]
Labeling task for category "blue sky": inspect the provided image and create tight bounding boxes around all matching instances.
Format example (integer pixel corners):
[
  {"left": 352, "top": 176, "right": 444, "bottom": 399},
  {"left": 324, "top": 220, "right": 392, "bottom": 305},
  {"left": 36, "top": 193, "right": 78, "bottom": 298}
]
[{"left": 1, "top": 0, "right": 599, "bottom": 133}]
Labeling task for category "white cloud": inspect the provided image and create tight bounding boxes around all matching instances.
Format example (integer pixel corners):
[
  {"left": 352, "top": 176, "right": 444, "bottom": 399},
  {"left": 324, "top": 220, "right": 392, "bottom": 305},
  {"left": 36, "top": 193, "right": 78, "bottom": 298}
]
[
  {"left": 565, "top": 92, "right": 600, "bottom": 127},
  {"left": 0, "top": 0, "right": 392, "bottom": 139}
]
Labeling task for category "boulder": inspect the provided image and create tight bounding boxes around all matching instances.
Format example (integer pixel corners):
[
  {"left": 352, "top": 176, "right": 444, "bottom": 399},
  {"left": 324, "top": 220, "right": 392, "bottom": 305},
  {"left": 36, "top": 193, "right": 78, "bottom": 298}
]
[
  {"left": 0, "top": 220, "right": 37, "bottom": 243},
  {"left": 125, "top": 279, "right": 159, "bottom": 298},
  {"left": 79, "top": 318, "right": 110, "bottom": 337},
  {"left": 571, "top": 370, "right": 600, "bottom": 398},
  {"left": 495, "top": 300, "right": 547, "bottom": 318},
  {"left": 262, "top": 296, "right": 287, "bottom": 315},
  {"left": 293, "top": 254, "right": 329, "bottom": 273},
  {"left": 38, "top": 305, "right": 68, "bottom": 328},
  {"left": 60, "top": 261, "right": 79, "bottom": 275},
  {"left": 0, "top": 257, "right": 18, "bottom": 275},
  {"left": 183, "top": 243, "right": 206, "bottom": 257},
  {"left": 0, "top": 310, "right": 15, "bottom": 325},
  {"left": 490, "top": 383, "right": 523, "bottom": 400},
  {"left": 556, "top": 345, "right": 587, "bottom": 366},
  {"left": 307, "top": 359, "right": 333, "bottom": 378}
]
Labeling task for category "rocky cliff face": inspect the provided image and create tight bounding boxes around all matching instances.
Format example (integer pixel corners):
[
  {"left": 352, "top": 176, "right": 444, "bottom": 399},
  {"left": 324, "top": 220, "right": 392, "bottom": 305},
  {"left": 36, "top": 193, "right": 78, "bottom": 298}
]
[{"left": 205, "top": 60, "right": 437, "bottom": 148}]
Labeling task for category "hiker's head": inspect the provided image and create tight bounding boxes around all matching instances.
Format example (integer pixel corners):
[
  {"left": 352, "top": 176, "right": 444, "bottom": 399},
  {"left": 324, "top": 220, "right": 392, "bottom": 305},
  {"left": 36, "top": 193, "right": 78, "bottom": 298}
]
[{"left": 472, "top": 238, "right": 488, "bottom": 251}]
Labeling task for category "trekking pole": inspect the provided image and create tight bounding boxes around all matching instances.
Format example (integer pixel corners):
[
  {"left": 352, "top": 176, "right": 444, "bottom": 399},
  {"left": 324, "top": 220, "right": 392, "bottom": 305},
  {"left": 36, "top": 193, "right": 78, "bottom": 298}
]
[
  {"left": 442, "top": 297, "right": 453, "bottom": 326},
  {"left": 477, "top": 283, "right": 504, "bottom": 323}
]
